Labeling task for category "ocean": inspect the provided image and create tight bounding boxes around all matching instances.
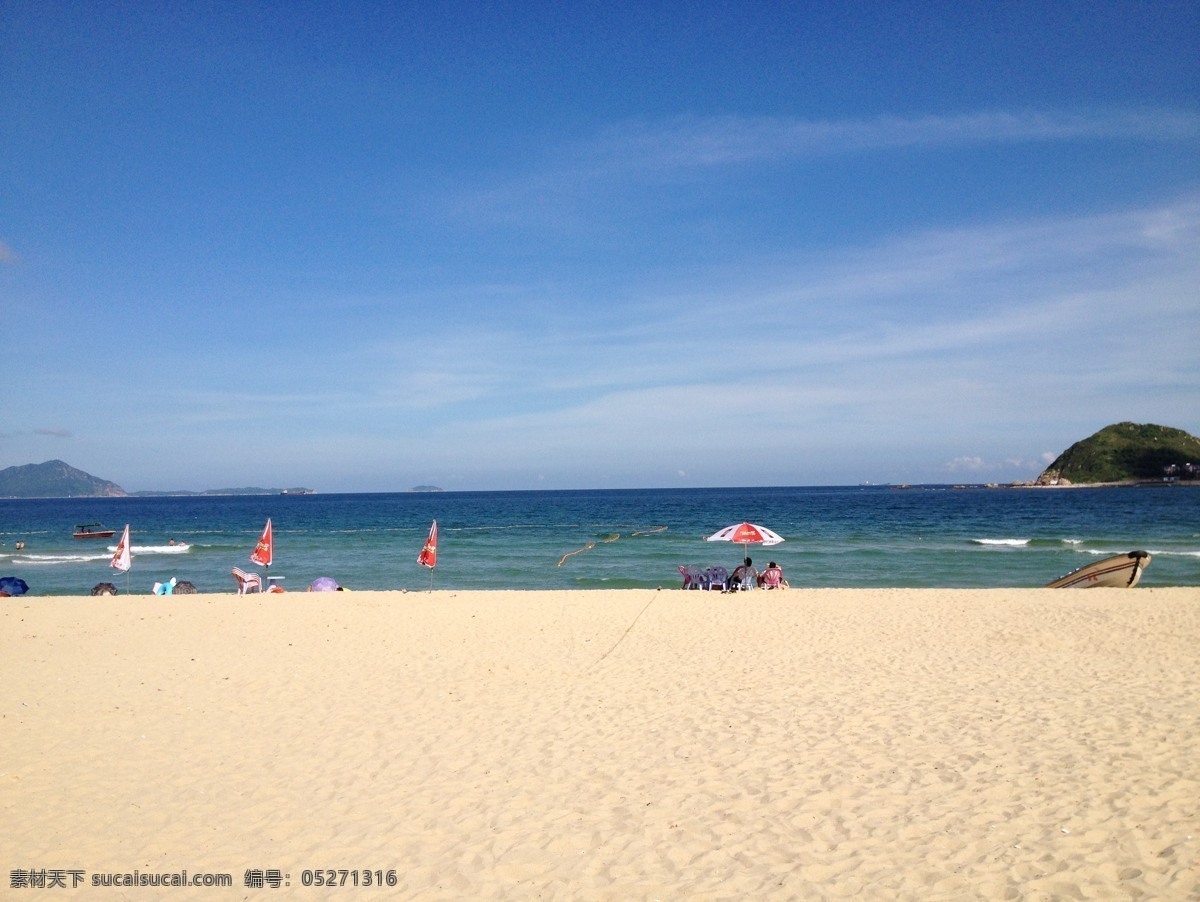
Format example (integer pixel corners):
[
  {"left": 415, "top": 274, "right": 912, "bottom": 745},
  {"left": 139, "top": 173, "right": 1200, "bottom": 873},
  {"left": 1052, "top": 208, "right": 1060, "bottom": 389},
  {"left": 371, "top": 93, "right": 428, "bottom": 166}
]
[{"left": 1, "top": 486, "right": 1197, "bottom": 595}]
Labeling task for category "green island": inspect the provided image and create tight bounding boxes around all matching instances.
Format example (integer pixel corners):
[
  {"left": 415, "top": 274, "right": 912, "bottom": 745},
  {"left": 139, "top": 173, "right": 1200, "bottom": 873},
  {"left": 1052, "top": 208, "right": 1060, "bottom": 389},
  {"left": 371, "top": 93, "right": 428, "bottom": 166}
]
[{"left": 1036, "top": 422, "right": 1200, "bottom": 485}]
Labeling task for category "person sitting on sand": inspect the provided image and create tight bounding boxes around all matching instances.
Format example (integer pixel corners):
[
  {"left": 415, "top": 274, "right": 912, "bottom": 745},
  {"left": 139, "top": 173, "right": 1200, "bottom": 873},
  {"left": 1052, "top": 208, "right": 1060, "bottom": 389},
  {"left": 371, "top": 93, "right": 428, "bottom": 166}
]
[
  {"left": 728, "top": 557, "right": 758, "bottom": 591},
  {"left": 759, "top": 562, "right": 786, "bottom": 589}
]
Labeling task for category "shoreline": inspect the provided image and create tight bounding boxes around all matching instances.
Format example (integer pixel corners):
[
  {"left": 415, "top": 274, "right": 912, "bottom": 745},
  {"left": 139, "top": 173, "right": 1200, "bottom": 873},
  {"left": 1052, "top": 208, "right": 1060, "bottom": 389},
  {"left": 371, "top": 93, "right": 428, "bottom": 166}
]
[
  {"left": 1007, "top": 480, "right": 1200, "bottom": 489},
  {"left": 4, "top": 588, "right": 1198, "bottom": 898}
]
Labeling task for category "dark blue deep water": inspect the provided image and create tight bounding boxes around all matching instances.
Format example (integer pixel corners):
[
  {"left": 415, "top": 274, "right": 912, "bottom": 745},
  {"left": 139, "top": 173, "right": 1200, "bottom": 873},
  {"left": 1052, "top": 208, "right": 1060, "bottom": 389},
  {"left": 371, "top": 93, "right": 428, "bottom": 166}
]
[{"left": 1, "top": 486, "right": 1197, "bottom": 595}]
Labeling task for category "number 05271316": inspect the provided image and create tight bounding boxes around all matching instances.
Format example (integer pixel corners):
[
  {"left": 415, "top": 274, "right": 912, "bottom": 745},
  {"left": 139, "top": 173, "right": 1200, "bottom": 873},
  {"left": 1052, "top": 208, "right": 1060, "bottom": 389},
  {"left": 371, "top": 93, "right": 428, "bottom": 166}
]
[{"left": 300, "top": 870, "right": 398, "bottom": 887}]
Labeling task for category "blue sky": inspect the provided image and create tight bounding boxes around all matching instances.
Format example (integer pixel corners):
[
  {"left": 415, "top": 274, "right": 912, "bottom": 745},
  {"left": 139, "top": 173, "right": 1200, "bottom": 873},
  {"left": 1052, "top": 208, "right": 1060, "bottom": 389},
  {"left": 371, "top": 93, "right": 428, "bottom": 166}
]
[{"left": 2, "top": 1, "right": 1198, "bottom": 491}]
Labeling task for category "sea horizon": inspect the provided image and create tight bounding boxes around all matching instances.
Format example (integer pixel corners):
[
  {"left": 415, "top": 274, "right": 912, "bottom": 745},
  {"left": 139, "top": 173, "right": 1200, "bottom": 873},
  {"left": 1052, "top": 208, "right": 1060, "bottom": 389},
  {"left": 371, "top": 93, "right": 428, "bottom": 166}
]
[{"left": 21, "top": 475, "right": 1200, "bottom": 497}]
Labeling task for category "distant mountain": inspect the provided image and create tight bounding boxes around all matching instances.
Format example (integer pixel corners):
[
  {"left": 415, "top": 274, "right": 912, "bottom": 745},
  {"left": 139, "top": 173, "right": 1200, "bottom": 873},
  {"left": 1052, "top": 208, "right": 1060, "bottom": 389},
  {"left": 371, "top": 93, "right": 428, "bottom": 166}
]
[
  {"left": 0, "top": 461, "right": 296, "bottom": 497},
  {"left": 0, "top": 460, "right": 127, "bottom": 498},
  {"left": 1038, "top": 422, "right": 1200, "bottom": 484}
]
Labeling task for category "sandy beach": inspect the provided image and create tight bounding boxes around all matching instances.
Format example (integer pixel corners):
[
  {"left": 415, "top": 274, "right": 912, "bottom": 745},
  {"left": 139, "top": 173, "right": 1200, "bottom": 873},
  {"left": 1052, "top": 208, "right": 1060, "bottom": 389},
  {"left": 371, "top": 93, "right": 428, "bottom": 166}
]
[{"left": 3, "top": 587, "right": 1198, "bottom": 899}]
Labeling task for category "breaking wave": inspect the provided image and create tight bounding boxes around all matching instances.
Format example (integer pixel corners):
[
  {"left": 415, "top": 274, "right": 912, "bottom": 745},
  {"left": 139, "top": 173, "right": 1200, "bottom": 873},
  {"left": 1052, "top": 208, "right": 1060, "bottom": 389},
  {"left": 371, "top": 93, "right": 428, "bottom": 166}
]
[
  {"left": 15, "top": 552, "right": 111, "bottom": 565},
  {"left": 104, "top": 543, "right": 192, "bottom": 554}
]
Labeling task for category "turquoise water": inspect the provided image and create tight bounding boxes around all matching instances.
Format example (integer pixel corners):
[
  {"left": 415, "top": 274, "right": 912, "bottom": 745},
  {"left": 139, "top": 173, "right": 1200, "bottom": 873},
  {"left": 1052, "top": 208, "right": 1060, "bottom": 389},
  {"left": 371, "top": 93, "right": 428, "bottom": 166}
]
[{"left": 1, "top": 486, "right": 1197, "bottom": 595}]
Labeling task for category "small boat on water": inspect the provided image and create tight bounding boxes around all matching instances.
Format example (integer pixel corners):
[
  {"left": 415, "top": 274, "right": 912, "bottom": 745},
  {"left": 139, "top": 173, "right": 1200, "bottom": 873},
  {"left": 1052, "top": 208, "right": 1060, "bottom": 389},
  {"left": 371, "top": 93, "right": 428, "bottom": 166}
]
[
  {"left": 1044, "top": 551, "right": 1151, "bottom": 588},
  {"left": 73, "top": 522, "right": 116, "bottom": 539}
]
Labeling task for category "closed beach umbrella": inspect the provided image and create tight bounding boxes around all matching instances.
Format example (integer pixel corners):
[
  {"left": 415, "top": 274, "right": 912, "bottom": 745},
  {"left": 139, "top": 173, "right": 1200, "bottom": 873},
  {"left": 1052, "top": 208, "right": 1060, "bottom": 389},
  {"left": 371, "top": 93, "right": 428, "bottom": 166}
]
[
  {"left": 706, "top": 521, "right": 785, "bottom": 554},
  {"left": 418, "top": 520, "right": 438, "bottom": 569},
  {"left": 250, "top": 518, "right": 273, "bottom": 569},
  {"left": 110, "top": 525, "right": 132, "bottom": 572},
  {"left": 417, "top": 520, "right": 437, "bottom": 591},
  {"left": 0, "top": 576, "right": 29, "bottom": 596}
]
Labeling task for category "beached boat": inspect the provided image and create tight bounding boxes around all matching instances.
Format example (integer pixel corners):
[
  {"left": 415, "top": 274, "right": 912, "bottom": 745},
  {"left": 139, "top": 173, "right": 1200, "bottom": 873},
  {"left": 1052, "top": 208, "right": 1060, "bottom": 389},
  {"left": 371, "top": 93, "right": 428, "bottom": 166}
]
[
  {"left": 73, "top": 522, "right": 116, "bottom": 539},
  {"left": 1044, "top": 551, "right": 1151, "bottom": 588}
]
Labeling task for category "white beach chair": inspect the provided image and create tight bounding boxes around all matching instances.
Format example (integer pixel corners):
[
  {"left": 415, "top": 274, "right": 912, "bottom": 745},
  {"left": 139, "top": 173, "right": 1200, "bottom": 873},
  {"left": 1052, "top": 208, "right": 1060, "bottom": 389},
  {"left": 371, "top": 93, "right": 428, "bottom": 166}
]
[
  {"left": 232, "top": 567, "right": 262, "bottom": 595},
  {"left": 705, "top": 566, "right": 729, "bottom": 590}
]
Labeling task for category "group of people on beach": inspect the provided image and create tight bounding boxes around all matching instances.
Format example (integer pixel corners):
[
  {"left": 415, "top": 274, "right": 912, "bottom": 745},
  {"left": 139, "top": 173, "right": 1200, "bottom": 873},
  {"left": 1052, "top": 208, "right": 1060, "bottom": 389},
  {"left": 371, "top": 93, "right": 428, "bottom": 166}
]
[{"left": 728, "top": 557, "right": 786, "bottom": 590}]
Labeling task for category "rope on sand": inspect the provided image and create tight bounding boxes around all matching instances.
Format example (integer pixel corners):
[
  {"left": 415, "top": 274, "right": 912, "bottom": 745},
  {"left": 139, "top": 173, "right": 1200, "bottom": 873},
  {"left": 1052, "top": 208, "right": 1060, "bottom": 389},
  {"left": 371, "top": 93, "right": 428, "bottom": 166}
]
[{"left": 589, "top": 591, "right": 657, "bottom": 670}]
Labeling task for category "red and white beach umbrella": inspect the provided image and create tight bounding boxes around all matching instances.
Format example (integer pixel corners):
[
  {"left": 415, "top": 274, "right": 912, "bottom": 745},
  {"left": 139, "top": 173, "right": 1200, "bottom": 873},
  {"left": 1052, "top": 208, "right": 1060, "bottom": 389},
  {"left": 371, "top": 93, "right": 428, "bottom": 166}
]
[
  {"left": 706, "top": 521, "right": 785, "bottom": 551},
  {"left": 110, "top": 524, "right": 132, "bottom": 573},
  {"left": 250, "top": 518, "right": 273, "bottom": 569},
  {"left": 418, "top": 520, "right": 438, "bottom": 569},
  {"left": 418, "top": 520, "right": 438, "bottom": 592}
]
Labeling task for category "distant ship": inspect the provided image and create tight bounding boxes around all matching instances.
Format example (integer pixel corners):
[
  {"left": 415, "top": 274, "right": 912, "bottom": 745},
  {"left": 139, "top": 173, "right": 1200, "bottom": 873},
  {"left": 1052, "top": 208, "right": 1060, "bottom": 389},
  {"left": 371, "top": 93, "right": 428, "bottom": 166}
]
[{"left": 280, "top": 488, "right": 315, "bottom": 495}]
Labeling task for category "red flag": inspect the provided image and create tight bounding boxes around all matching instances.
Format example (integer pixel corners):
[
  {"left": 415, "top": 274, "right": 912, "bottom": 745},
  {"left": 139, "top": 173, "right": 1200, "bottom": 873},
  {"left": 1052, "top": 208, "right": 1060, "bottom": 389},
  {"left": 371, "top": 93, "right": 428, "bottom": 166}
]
[
  {"left": 110, "top": 524, "right": 132, "bottom": 573},
  {"left": 250, "top": 518, "right": 273, "bottom": 567},
  {"left": 418, "top": 520, "right": 438, "bottom": 568}
]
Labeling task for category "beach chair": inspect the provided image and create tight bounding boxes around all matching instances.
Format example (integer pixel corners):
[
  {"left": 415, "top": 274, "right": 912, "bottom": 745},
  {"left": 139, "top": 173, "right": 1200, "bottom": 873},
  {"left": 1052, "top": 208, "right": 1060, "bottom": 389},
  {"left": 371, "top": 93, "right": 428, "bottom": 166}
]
[
  {"left": 760, "top": 566, "right": 784, "bottom": 589},
  {"left": 232, "top": 567, "right": 262, "bottom": 595},
  {"left": 729, "top": 564, "right": 758, "bottom": 591},
  {"left": 705, "top": 566, "right": 729, "bottom": 591},
  {"left": 678, "top": 565, "right": 706, "bottom": 589}
]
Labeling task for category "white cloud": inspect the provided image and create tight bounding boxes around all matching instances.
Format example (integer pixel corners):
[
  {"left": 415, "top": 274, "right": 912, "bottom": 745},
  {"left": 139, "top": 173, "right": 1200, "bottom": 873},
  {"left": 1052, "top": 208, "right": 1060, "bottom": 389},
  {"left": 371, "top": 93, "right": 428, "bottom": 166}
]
[
  {"left": 455, "top": 110, "right": 1200, "bottom": 218},
  {"left": 283, "top": 195, "right": 1200, "bottom": 468},
  {"left": 584, "top": 109, "right": 1200, "bottom": 173},
  {"left": 947, "top": 456, "right": 986, "bottom": 472}
]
